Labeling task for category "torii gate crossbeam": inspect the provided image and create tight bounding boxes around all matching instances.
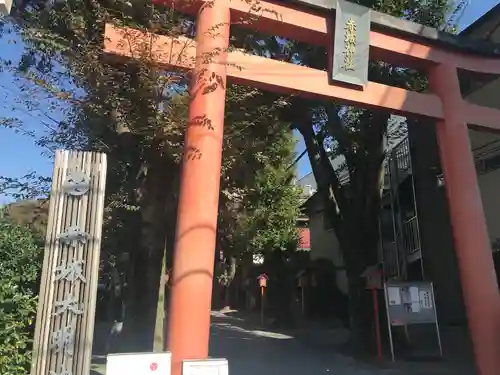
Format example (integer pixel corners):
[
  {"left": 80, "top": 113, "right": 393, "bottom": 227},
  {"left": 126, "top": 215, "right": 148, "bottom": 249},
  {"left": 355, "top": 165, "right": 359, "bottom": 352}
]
[{"left": 104, "top": 1, "right": 500, "bottom": 374}]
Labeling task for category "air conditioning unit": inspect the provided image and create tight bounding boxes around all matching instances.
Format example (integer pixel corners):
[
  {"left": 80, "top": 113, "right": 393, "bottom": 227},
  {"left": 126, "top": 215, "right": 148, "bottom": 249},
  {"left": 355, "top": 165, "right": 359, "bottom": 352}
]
[
  {"left": 304, "top": 185, "right": 315, "bottom": 197},
  {"left": 0, "top": 0, "right": 12, "bottom": 16}
]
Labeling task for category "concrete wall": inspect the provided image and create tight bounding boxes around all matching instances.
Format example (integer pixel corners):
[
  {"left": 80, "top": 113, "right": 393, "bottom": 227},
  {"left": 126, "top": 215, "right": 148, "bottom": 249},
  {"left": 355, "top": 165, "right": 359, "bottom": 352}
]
[
  {"left": 466, "top": 78, "right": 500, "bottom": 111},
  {"left": 463, "top": 51, "right": 500, "bottom": 249},
  {"left": 478, "top": 168, "right": 500, "bottom": 241}
]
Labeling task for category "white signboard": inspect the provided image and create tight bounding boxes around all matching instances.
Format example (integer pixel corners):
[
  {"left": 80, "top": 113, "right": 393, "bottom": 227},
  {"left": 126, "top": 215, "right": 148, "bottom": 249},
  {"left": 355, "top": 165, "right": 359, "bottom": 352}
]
[
  {"left": 182, "top": 359, "right": 229, "bottom": 375},
  {"left": 107, "top": 352, "right": 172, "bottom": 375}
]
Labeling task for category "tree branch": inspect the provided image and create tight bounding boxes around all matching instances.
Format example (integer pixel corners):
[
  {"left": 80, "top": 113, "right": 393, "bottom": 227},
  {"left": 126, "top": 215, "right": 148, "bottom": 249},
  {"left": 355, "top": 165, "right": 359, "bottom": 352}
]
[
  {"left": 324, "top": 103, "right": 356, "bottom": 173},
  {"left": 297, "top": 119, "right": 347, "bottom": 219}
]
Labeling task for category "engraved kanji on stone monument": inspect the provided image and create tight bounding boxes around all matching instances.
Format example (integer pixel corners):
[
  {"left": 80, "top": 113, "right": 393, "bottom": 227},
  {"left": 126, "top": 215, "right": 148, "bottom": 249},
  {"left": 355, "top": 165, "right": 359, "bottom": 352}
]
[
  {"left": 53, "top": 295, "right": 84, "bottom": 316},
  {"left": 54, "top": 260, "right": 86, "bottom": 283},
  {"left": 50, "top": 324, "right": 76, "bottom": 356},
  {"left": 30, "top": 150, "right": 108, "bottom": 375},
  {"left": 62, "top": 171, "right": 90, "bottom": 197},
  {"left": 49, "top": 364, "right": 73, "bottom": 375},
  {"left": 57, "top": 227, "right": 90, "bottom": 248}
]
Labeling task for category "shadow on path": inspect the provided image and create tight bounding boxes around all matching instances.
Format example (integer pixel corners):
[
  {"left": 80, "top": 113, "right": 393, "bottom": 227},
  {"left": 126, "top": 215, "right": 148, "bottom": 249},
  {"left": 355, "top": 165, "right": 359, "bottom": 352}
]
[
  {"left": 91, "top": 311, "right": 475, "bottom": 375},
  {"left": 209, "top": 311, "right": 475, "bottom": 375}
]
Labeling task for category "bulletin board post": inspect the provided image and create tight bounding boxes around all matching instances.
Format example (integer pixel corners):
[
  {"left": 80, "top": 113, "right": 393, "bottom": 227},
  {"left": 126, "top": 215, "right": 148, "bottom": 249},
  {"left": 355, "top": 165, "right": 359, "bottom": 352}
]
[{"left": 383, "top": 281, "right": 443, "bottom": 362}]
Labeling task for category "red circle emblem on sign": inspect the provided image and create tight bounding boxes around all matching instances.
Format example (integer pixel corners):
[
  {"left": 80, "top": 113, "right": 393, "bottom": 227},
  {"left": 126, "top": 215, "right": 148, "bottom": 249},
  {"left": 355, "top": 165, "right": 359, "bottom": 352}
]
[{"left": 150, "top": 362, "right": 158, "bottom": 371}]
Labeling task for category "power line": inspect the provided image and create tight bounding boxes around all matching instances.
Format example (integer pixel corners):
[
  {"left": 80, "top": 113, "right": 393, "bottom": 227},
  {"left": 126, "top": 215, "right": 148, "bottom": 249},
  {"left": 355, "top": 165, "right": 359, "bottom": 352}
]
[{"left": 286, "top": 149, "right": 307, "bottom": 172}]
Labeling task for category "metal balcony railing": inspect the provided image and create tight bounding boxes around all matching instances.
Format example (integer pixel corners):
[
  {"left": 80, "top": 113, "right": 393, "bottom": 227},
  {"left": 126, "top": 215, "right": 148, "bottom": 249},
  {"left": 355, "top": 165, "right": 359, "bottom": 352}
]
[
  {"left": 394, "top": 137, "right": 411, "bottom": 172},
  {"left": 380, "top": 136, "right": 423, "bottom": 278},
  {"left": 384, "top": 137, "right": 411, "bottom": 179},
  {"left": 382, "top": 217, "right": 421, "bottom": 277},
  {"left": 402, "top": 216, "right": 421, "bottom": 255},
  {"left": 382, "top": 241, "right": 400, "bottom": 278}
]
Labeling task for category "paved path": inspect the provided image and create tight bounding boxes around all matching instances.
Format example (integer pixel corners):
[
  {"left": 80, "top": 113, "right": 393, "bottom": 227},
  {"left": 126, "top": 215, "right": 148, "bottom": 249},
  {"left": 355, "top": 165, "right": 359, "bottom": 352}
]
[
  {"left": 209, "top": 311, "right": 474, "bottom": 375},
  {"left": 92, "top": 311, "right": 475, "bottom": 375}
]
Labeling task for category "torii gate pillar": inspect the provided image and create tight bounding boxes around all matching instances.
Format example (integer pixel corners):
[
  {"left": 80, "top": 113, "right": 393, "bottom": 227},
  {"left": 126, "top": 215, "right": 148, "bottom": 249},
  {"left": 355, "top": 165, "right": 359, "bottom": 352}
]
[
  {"left": 166, "top": 1, "right": 230, "bottom": 375},
  {"left": 430, "top": 64, "right": 500, "bottom": 375}
]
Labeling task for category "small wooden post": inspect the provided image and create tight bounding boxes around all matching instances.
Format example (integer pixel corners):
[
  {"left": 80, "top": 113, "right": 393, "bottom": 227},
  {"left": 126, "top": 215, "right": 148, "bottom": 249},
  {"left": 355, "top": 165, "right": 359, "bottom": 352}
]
[
  {"left": 362, "top": 265, "right": 383, "bottom": 361},
  {"left": 257, "top": 273, "right": 268, "bottom": 327},
  {"left": 372, "top": 288, "right": 382, "bottom": 359},
  {"left": 300, "top": 280, "right": 305, "bottom": 316},
  {"left": 297, "top": 271, "right": 307, "bottom": 316}
]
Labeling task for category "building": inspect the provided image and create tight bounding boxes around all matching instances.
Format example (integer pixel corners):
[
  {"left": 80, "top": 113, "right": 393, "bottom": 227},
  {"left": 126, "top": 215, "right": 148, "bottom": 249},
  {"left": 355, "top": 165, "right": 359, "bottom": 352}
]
[
  {"left": 391, "top": 4, "right": 500, "bottom": 325},
  {"left": 295, "top": 155, "right": 350, "bottom": 295},
  {"left": 296, "top": 3, "right": 500, "bottom": 326}
]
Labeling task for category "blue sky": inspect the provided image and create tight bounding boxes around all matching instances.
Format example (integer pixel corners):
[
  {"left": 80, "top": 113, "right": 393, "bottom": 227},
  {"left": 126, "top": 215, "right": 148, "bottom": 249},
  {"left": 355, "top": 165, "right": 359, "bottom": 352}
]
[{"left": 0, "top": 0, "right": 498, "bottom": 203}]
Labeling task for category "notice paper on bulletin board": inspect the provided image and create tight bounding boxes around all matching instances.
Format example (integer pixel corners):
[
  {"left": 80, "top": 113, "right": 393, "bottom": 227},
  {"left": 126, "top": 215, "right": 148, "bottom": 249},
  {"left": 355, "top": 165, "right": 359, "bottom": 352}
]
[
  {"left": 387, "top": 286, "right": 401, "bottom": 306},
  {"left": 182, "top": 359, "right": 229, "bottom": 375}
]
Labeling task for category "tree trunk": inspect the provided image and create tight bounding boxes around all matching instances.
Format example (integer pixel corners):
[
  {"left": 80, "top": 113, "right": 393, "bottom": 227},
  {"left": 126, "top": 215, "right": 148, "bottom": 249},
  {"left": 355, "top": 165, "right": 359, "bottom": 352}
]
[
  {"left": 266, "top": 252, "right": 295, "bottom": 328},
  {"left": 119, "top": 197, "right": 166, "bottom": 351},
  {"left": 338, "top": 223, "right": 379, "bottom": 355},
  {"left": 120, "top": 154, "right": 178, "bottom": 352},
  {"left": 295, "top": 107, "right": 387, "bottom": 353},
  {"left": 346, "top": 274, "right": 374, "bottom": 353},
  {"left": 224, "top": 256, "right": 237, "bottom": 309},
  {"left": 153, "top": 254, "right": 168, "bottom": 352}
]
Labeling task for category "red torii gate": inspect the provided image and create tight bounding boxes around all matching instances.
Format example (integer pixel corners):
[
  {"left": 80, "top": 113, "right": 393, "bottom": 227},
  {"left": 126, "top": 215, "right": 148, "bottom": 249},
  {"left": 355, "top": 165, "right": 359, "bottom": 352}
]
[{"left": 104, "top": 1, "right": 500, "bottom": 374}]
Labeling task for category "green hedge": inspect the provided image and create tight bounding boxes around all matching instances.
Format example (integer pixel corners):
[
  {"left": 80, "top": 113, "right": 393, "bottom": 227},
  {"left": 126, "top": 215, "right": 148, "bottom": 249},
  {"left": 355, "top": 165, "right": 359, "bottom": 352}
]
[{"left": 0, "top": 217, "right": 43, "bottom": 375}]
